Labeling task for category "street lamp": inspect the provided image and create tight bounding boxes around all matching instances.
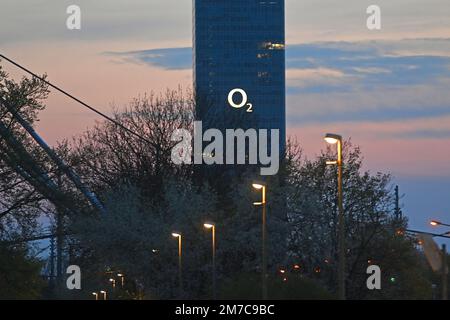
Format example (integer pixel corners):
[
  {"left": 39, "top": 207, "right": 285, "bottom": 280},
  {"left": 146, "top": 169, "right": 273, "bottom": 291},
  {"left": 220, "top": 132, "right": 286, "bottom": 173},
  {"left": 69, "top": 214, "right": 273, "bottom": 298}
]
[
  {"left": 109, "top": 278, "right": 116, "bottom": 289},
  {"left": 442, "top": 244, "right": 448, "bottom": 300},
  {"left": 92, "top": 292, "right": 98, "bottom": 300},
  {"left": 430, "top": 220, "right": 450, "bottom": 228},
  {"left": 100, "top": 290, "right": 107, "bottom": 300},
  {"left": 324, "top": 133, "right": 346, "bottom": 300},
  {"left": 204, "top": 223, "right": 217, "bottom": 299},
  {"left": 117, "top": 273, "right": 124, "bottom": 287},
  {"left": 252, "top": 182, "right": 268, "bottom": 300},
  {"left": 172, "top": 232, "right": 183, "bottom": 294},
  {"left": 429, "top": 219, "right": 449, "bottom": 300}
]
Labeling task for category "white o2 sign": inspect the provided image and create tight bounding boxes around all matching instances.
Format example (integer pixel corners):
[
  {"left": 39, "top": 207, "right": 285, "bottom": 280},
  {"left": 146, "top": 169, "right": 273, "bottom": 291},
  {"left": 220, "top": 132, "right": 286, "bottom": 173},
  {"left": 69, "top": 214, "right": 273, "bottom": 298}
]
[{"left": 227, "top": 88, "right": 253, "bottom": 113}]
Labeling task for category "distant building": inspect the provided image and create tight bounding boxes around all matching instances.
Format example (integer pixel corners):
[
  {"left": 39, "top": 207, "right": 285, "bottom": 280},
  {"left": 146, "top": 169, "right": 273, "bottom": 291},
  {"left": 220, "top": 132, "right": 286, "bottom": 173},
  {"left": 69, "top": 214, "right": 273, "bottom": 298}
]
[{"left": 193, "top": 0, "right": 286, "bottom": 155}]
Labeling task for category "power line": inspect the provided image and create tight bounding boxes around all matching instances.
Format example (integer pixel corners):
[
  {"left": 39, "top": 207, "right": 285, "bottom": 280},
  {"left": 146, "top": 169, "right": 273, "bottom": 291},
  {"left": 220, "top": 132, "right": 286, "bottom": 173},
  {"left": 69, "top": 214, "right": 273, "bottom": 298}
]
[{"left": 0, "top": 53, "right": 152, "bottom": 145}]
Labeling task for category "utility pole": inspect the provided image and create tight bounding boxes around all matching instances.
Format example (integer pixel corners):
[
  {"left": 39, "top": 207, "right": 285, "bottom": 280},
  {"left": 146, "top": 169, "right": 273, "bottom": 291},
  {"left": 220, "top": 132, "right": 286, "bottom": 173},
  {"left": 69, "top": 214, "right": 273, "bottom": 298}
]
[
  {"left": 49, "top": 234, "right": 55, "bottom": 289},
  {"left": 394, "top": 186, "right": 402, "bottom": 221},
  {"left": 442, "top": 244, "right": 448, "bottom": 300},
  {"left": 56, "top": 174, "right": 64, "bottom": 290},
  {"left": 56, "top": 210, "right": 63, "bottom": 288}
]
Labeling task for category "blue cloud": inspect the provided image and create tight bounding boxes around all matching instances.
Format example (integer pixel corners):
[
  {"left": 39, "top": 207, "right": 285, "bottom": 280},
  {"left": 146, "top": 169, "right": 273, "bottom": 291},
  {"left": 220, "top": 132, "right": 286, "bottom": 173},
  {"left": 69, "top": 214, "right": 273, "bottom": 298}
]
[
  {"left": 105, "top": 47, "right": 192, "bottom": 70},
  {"left": 286, "top": 105, "right": 450, "bottom": 126},
  {"left": 109, "top": 39, "right": 450, "bottom": 92},
  {"left": 286, "top": 41, "right": 450, "bottom": 91}
]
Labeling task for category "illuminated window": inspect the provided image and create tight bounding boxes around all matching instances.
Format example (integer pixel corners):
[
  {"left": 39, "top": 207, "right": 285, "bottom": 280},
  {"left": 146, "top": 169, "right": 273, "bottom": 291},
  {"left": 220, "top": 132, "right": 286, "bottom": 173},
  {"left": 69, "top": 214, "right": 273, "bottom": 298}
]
[
  {"left": 261, "top": 42, "right": 285, "bottom": 50},
  {"left": 270, "top": 43, "right": 285, "bottom": 50}
]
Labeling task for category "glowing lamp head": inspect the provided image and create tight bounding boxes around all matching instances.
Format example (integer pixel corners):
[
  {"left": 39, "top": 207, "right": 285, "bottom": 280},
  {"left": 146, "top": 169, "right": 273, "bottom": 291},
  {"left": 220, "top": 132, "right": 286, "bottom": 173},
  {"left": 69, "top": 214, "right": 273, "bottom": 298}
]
[
  {"left": 117, "top": 273, "right": 123, "bottom": 277},
  {"left": 252, "top": 183, "right": 264, "bottom": 190},
  {"left": 430, "top": 220, "right": 440, "bottom": 226},
  {"left": 172, "top": 232, "right": 181, "bottom": 238},
  {"left": 204, "top": 223, "right": 214, "bottom": 229},
  {"left": 100, "top": 290, "right": 106, "bottom": 294},
  {"left": 324, "top": 133, "right": 342, "bottom": 144}
]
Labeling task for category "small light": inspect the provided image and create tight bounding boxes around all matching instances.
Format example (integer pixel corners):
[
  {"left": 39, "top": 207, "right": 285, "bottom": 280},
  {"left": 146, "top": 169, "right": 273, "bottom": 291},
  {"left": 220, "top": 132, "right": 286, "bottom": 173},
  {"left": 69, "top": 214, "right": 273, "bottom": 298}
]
[
  {"left": 204, "top": 223, "right": 214, "bottom": 229},
  {"left": 368, "top": 259, "right": 372, "bottom": 264},
  {"left": 326, "top": 160, "right": 338, "bottom": 165},
  {"left": 117, "top": 273, "right": 123, "bottom": 277},
  {"left": 324, "top": 137, "right": 338, "bottom": 144},
  {"left": 430, "top": 220, "right": 440, "bottom": 226},
  {"left": 100, "top": 290, "right": 106, "bottom": 294},
  {"left": 324, "top": 133, "right": 342, "bottom": 145},
  {"left": 252, "top": 183, "right": 264, "bottom": 190},
  {"left": 314, "top": 267, "right": 321, "bottom": 273},
  {"left": 293, "top": 264, "right": 300, "bottom": 270},
  {"left": 172, "top": 233, "right": 181, "bottom": 238},
  {"left": 152, "top": 249, "right": 158, "bottom": 253},
  {"left": 109, "top": 278, "right": 114, "bottom": 282},
  {"left": 390, "top": 277, "right": 396, "bottom": 283},
  {"left": 280, "top": 269, "right": 286, "bottom": 274},
  {"left": 92, "top": 292, "right": 97, "bottom": 296},
  {"left": 324, "top": 259, "right": 329, "bottom": 264},
  {"left": 283, "top": 277, "right": 288, "bottom": 282}
]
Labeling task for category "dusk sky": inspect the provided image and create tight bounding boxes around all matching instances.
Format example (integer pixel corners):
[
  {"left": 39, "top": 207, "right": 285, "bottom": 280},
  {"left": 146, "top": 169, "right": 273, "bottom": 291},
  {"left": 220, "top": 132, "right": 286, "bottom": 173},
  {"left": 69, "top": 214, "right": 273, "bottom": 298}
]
[{"left": 1, "top": 0, "right": 450, "bottom": 243}]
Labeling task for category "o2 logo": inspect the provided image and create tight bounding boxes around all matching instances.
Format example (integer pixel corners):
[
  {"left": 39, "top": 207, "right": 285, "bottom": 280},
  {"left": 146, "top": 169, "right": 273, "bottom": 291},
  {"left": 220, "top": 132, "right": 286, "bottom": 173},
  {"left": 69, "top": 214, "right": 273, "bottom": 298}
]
[{"left": 227, "top": 88, "right": 253, "bottom": 113}]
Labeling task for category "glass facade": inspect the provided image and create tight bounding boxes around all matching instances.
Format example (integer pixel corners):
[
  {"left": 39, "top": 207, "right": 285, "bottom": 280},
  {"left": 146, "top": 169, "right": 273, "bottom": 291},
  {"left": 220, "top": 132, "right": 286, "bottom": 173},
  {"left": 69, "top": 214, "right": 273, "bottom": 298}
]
[{"left": 193, "top": 0, "right": 286, "bottom": 153}]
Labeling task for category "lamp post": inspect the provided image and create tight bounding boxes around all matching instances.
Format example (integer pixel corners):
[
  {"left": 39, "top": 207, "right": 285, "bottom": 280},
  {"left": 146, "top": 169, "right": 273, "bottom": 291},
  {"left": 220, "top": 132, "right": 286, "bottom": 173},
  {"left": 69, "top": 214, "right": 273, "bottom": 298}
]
[
  {"left": 92, "top": 292, "right": 98, "bottom": 300},
  {"left": 430, "top": 220, "right": 450, "bottom": 228},
  {"left": 324, "top": 133, "right": 345, "bottom": 300},
  {"left": 204, "top": 223, "right": 216, "bottom": 299},
  {"left": 252, "top": 182, "right": 267, "bottom": 300},
  {"left": 117, "top": 273, "right": 124, "bottom": 288},
  {"left": 100, "top": 290, "right": 107, "bottom": 300},
  {"left": 442, "top": 244, "right": 448, "bottom": 300},
  {"left": 172, "top": 232, "right": 183, "bottom": 294},
  {"left": 109, "top": 278, "right": 116, "bottom": 289},
  {"left": 430, "top": 220, "right": 449, "bottom": 300}
]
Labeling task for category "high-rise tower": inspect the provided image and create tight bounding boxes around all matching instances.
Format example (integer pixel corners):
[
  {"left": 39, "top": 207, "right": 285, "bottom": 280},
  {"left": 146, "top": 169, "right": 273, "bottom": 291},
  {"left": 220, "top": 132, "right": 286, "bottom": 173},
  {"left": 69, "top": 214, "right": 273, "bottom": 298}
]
[{"left": 193, "top": 0, "right": 286, "bottom": 154}]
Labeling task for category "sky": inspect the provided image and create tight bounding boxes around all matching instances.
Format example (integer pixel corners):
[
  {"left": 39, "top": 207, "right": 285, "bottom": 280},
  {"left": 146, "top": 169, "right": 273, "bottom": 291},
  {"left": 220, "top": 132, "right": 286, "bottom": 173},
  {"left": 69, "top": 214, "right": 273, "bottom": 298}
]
[{"left": 1, "top": 0, "right": 450, "bottom": 244}]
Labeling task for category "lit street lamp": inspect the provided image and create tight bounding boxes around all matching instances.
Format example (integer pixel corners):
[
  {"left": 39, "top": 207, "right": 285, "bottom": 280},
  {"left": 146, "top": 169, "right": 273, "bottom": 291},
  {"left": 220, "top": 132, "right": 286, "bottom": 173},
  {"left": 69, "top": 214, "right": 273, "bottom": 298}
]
[
  {"left": 117, "top": 273, "right": 124, "bottom": 287},
  {"left": 430, "top": 220, "right": 450, "bottom": 228},
  {"left": 100, "top": 290, "right": 107, "bottom": 300},
  {"left": 172, "top": 232, "right": 183, "bottom": 294},
  {"left": 324, "top": 133, "right": 346, "bottom": 300},
  {"left": 429, "top": 220, "right": 449, "bottom": 300},
  {"left": 442, "top": 244, "right": 448, "bottom": 301},
  {"left": 92, "top": 292, "right": 98, "bottom": 300},
  {"left": 252, "top": 182, "right": 268, "bottom": 300},
  {"left": 109, "top": 278, "right": 116, "bottom": 289},
  {"left": 204, "top": 223, "right": 217, "bottom": 299}
]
